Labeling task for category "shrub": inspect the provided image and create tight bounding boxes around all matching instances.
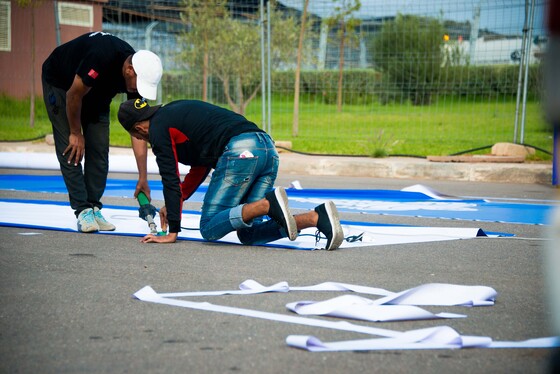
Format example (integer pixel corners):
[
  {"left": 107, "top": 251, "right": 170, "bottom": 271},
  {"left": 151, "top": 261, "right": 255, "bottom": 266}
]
[
  {"left": 370, "top": 14, "right": 445, "bottom": 106},
  {"left": 160, "top": 65, "right": 541, "bottom": 105}
]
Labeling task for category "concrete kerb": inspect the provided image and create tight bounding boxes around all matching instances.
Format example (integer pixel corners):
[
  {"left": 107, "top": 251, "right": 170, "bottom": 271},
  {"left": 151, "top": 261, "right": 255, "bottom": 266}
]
[
  {"left": 277, "top": 152, "right": 552, "bottom": 184},
  {"left": 0, "top": 140, "right": 553, "bottom": 184}
]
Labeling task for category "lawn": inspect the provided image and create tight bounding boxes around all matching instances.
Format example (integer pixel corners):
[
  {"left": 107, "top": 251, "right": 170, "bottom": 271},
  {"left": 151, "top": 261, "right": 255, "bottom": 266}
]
[{"left": 0, "top": 94, "right": 553, "bottom": 160}]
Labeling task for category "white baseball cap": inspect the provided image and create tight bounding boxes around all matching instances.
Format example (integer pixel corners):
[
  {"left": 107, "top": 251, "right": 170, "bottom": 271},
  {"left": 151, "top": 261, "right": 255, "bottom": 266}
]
[{"left": 131, "top": 50, "right": 162, "bottom": 100}]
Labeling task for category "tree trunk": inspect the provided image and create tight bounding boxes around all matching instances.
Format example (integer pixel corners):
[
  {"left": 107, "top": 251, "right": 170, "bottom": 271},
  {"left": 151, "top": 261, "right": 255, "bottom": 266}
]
[
  {"left": 222, "top": 77, "right": 240, "bottom": 114},
  {"left": 202, "top": 38, "right": 208, "bottom": 102},
  {"left": 337, "top": 22, "right": 345, "bottom": 113},
  {"left": 29, "top": 5, "right": 35, "bottom": 128},
  {"left": 292, "top": 0, "right": 309, "bottom": 137},
  {"left": 236, "top": 77, "right": 244, "bottom": 114}
]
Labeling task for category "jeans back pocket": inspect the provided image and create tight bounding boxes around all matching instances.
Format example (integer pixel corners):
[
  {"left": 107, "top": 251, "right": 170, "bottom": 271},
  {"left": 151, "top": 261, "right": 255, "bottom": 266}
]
[{"left": 223, "top": 156, "right": 259, "bottom": 187}]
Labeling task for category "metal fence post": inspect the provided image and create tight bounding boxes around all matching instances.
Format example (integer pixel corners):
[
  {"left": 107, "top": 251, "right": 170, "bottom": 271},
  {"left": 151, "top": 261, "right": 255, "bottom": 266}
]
[
  {"left": 267, "top": 0, "right": 272, "bottom": 135},
  {"left": 554, "top": 126, "right": 559, "bottom": 186},
  {"left": 514, "top": 0, "right": 535, "bottom": 144},
  {"left": 145, "top": 21, "right": 161, "bottom": 104},
  {"left": 520, "top": 0, "right": 536, "bottom": 145},
  {"left": 260, "top": 0, "right": 267, "bottom": 130}
]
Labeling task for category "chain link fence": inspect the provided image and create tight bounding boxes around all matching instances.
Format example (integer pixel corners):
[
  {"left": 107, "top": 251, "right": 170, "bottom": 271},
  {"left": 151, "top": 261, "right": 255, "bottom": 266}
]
[{"left": 2, "top": 0, "right": 551, "bottom": 158}]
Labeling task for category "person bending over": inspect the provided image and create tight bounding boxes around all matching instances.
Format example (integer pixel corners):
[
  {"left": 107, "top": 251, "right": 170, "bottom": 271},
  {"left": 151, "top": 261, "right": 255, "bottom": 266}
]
[
  {"left": 117, "top": 98, "right": 344, "bottom": 250},
  {"left": 42, "top": 31, "right": 162, "bottom": 233}
]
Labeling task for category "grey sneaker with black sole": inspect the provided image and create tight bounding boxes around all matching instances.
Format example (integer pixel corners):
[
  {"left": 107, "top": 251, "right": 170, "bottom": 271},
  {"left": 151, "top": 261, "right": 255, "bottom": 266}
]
[
  {"left": 315, "top": 201, "right": 344, "bottom": 250},
  {"left": 265, "top": 187, "right": 298, "bottom": 241}
]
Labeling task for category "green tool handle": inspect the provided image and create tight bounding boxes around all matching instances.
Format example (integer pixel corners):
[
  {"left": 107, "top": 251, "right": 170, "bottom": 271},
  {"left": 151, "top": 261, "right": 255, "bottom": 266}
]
[{"left": 137, "top": 191, "right": 150, "bottom": 206}]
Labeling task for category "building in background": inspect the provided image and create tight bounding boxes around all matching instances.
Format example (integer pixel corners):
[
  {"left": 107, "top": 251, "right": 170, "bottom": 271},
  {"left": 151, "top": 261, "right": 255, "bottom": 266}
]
[{"left": 0, "top": 0, "right": 107, "bottom": 98}]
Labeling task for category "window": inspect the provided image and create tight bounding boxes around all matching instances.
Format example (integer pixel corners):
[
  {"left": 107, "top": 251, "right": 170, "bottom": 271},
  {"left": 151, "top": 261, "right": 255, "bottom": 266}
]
[
  {"left": 58, "top": 1, "right": 93, "bottom": 27},
  {"left": 0, "top": 1, "right": 10, "bottom": 52}
]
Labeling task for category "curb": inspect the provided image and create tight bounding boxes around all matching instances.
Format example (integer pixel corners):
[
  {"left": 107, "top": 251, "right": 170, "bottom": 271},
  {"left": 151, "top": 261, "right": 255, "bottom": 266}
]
[
  {"left": 0, "top": 141, "right": 553, "bottom": 185},
  {"left": 277, "top": 153, "right": 553, "bottom": 185}
]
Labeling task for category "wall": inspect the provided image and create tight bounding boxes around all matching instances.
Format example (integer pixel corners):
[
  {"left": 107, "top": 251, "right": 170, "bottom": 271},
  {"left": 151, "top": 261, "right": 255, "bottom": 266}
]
[{"left": 0, "top": 0, "right": 105, "bottom": 98}]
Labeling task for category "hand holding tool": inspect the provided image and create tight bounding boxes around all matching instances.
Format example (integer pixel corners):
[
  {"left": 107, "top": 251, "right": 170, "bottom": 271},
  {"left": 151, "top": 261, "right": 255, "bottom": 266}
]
[{"left": 137, "top": 191, "right": 158, "bottom": 234}]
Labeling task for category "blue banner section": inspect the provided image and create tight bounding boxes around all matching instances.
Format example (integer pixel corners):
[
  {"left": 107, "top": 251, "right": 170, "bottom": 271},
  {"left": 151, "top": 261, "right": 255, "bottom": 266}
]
[{"left": 0, "top": 174, "right": 553, "bottom": 225}]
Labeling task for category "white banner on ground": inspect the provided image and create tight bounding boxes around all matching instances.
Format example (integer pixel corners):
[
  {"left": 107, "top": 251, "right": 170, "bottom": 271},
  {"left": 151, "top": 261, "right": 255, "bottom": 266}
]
[{"left": 0, "top": 201, "right": 492, "bottom": 249}]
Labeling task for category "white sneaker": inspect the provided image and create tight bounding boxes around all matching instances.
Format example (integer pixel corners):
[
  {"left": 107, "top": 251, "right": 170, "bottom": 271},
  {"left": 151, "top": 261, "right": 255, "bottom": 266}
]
[
  {"left": 77, "top": 208, "right": 99, "bottom": 233},
  {"left": 93, "top": 207, "right": 116, "bottom": 231}
]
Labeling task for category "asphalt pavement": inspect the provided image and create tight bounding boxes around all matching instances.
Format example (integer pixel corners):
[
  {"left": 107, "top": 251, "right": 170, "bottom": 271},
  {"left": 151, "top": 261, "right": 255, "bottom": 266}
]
[{"left": 1, "top": 162, "right": 558, "bottom": 373}]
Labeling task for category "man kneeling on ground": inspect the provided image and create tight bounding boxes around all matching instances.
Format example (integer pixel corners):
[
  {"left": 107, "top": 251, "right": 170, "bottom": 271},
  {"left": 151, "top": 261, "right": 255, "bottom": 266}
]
[{"left": 117, "top": 98, "right": 344, "bottom": 250}]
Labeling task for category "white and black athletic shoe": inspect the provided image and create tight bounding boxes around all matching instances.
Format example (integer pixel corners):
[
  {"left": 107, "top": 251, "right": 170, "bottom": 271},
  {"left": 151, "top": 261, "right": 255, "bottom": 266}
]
[
  {"left": 265, "top": 187, "right": 297, "bottom": 241},
  {"left": 315, "top": 201, "right": 343, "bottom": 250},
  {"left": 77, "top": 208, "right": 99, "bottom": 233},
  {"left": 93, "top": 207, "right": 116, "bottom": 231}
]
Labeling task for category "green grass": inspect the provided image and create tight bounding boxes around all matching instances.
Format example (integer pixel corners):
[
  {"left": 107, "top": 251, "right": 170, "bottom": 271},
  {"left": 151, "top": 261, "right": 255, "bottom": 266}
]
[
  {"left": 243, "top": 95, "right": 553, "bottom": 159},
  {"left": 0, "top": 94, "right": 553, "bottom": 160}
]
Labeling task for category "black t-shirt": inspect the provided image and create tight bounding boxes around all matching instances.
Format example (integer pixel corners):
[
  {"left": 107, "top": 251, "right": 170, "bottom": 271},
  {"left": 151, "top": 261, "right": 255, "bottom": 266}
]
[{"left": 42, "top": 32, "right": 137, "bottom": 122}]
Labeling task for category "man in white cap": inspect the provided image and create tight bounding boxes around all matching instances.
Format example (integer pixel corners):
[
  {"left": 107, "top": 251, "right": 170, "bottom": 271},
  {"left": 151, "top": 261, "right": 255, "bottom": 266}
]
[{"left": 42, "top": 32, "right": 162, "bottom": 233}]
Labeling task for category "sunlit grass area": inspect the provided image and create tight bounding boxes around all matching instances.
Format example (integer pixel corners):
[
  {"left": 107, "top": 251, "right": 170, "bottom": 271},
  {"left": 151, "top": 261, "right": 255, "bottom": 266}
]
[
  {"left": 244, "top": 95, "right": 552, "bottom": 159},
  {"left": 0, "top": 94, "right": 552, "bottom": 160}
]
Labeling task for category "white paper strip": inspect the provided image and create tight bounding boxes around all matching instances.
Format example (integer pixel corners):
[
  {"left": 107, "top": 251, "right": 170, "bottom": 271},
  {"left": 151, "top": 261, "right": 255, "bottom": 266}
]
[
  {"left": 401, "top": 184, "right": 463, "bottom": 200},
  {"left": 158, "top": 280, "right": 496, "bottom": 307},
  {"left": 286, "top": 334, "right": 560, "bottom": 352},
  {"left": 286, "top": 295, "right": 466, "bottom": 322},
  {"left": 488, "top": 337, "right": 560, "bottom": 348},
  {"left": 286, "top": 335, "right": 459, "bottom": 351},
  {"left": 134, "top": 282, "right": 559, "bottom": 351},
  {"left": 134, "top": 286, "right": 404, "bottom": 338},
  {"left": 158, "top": 280, "right": 290, "bottom": 298},
  {"left": 287, "top": 325, "right": 493, "bottom": 351},
  {"left": 288, "top": 282, "right": 393, "bottom": 296},
  {"left": 372, "top": 283, "right": 497, "bottom": 307}
]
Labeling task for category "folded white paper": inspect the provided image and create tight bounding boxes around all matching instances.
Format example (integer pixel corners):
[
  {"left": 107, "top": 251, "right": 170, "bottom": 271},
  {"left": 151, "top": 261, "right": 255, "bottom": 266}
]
[
  {"left": 372, "top": 283, "right": 497, "bottom": 307},
  {"left": 286, "top": 295, "right": 466, "bottom": 322}
]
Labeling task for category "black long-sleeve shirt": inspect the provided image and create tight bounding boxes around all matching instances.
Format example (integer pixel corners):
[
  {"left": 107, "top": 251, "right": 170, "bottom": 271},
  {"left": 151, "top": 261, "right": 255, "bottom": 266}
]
[{"left": 148, "top": 100, "right": 264, "bottom": 233}]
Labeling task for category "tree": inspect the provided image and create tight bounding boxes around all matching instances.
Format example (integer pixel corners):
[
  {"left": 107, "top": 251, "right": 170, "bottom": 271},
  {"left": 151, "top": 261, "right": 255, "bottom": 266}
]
[
  {"left": 325, "top": 0, "right": 361, "bottom": 113},
  {"left": 179, "top": 0, "right": 229, "bottom": 102},
  {"left": 371, "top": 14, "right": 444, "bottom": 106},
  {"left": 16, "top": 0, "right": 42, "bottom": 128},
  {"left": 178, "top": 1, "right": 298, "bottom": 115}
]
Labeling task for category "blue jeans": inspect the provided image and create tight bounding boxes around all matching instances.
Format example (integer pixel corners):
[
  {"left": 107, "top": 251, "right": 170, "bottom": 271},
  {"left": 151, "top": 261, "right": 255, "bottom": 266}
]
[{"left": 199, "top": 132, "right": 285, "bottom": 245}]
